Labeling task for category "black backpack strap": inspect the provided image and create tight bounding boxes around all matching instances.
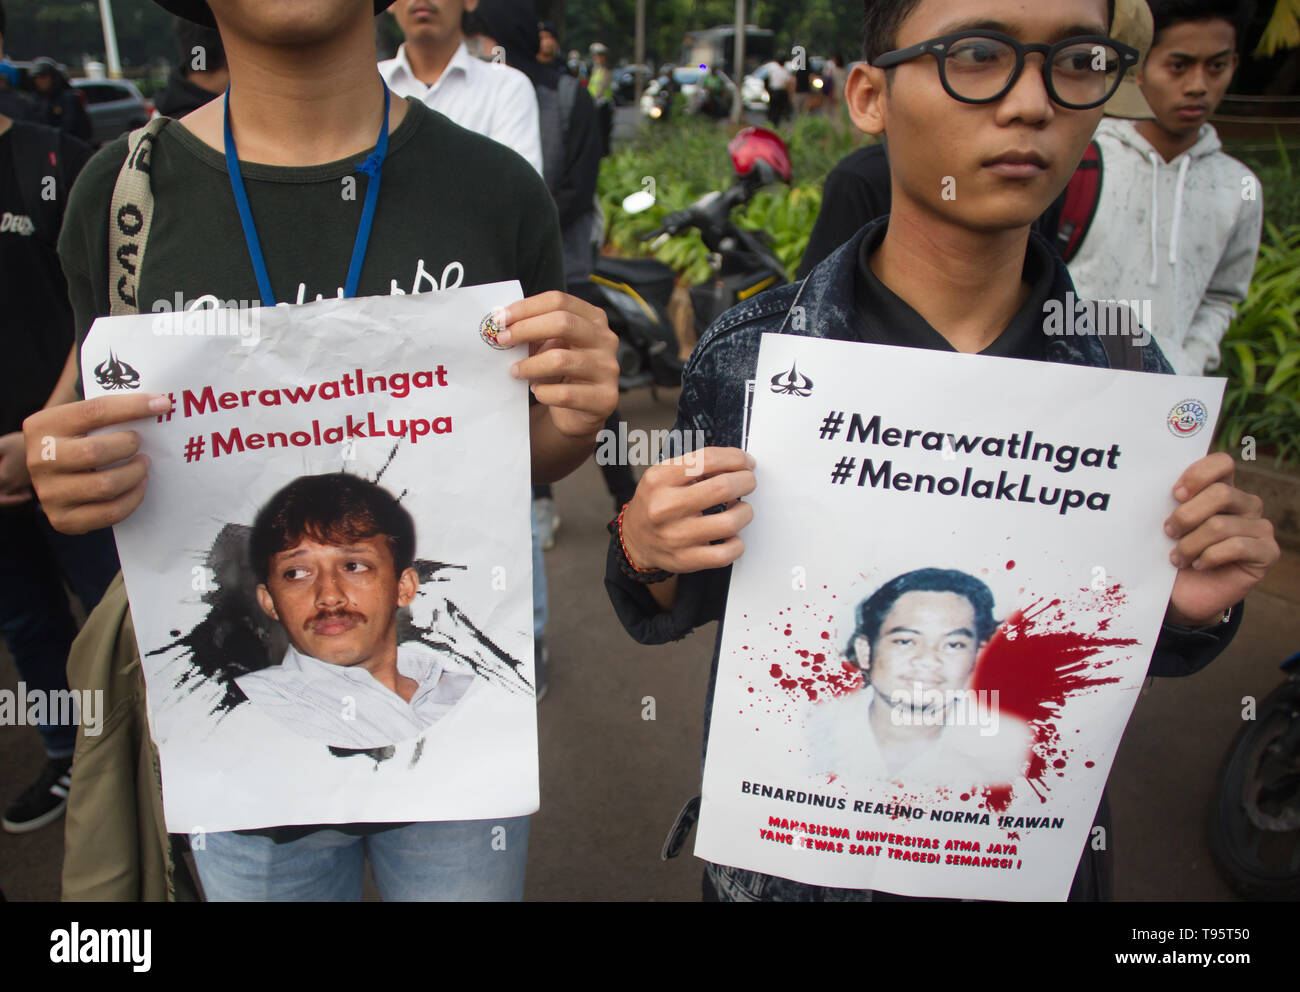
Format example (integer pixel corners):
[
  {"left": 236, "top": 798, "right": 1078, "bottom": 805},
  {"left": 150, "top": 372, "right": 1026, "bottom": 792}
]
[
  {"left": 1100, "top": 320, "right": 1147, "bottom": 372},
  {"left": 8, "top": 121, "right": 65, "bottom": 251}
]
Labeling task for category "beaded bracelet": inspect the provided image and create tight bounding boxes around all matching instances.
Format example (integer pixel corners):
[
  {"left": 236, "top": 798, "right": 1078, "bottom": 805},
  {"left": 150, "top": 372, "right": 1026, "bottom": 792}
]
[{"left": 608, "top": 503, "right": 675, "bottom": 584}]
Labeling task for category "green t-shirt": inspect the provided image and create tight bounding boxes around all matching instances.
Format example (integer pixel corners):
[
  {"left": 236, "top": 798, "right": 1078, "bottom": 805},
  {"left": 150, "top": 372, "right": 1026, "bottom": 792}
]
[{"left": 59, "top": 97, "right": 564, "bottom": 395}]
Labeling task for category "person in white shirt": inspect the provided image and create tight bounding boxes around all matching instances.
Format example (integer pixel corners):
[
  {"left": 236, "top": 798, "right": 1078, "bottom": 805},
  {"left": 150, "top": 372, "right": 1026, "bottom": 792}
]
[
  {"left": 236, "top": 473, "right": 473, "bottom": 748},
  {"left": 808, "top": 569, "right": 1030, "bottom": 787},
  {"left": 761, "top": 56, "right": 794, "bottom": 126},
  {"left": 379, "top": 0, "right": 543, "bottom": 175}
]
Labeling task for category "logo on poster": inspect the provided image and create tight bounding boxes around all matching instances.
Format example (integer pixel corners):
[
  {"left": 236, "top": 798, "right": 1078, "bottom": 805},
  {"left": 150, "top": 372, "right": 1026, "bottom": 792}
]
[
  {"left": 771, "top": 363, "right": 814, "bottom": 397},
  {"left": 1167, "top": 399, "right": 1208, "bottom": 438},
  {"left": 93, "top": 352, "right": 141, "bottom": 391}
]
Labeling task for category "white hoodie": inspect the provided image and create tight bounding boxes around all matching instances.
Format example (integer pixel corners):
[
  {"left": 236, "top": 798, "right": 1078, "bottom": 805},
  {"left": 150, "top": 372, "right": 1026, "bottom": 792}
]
[{"left": 1067, "top": 118, "right": 1263, "bottom": 376}]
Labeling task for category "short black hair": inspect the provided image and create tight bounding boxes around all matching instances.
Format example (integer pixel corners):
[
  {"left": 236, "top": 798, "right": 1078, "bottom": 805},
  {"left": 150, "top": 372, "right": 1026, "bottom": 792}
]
[
  {"left": 845, "top": 568, "right": 999, "bottom": 664},
  {"left": 861, "top": 0, "right": 1116, "bottom": 63},
  {"left": 173, "top": 18, "right": 226, "bottom": 72},
  {"left": 250, "top": 474, "right": 415, "bottom": 586},
  {"left": 1148, "top": 0, "right": 1256, "bottom": 51}
]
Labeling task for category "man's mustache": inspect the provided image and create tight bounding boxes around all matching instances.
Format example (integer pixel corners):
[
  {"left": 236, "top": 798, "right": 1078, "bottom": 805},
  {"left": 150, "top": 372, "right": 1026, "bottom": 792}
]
[{"left": 306, "top": 607, "right": 367, "bottom": 629}]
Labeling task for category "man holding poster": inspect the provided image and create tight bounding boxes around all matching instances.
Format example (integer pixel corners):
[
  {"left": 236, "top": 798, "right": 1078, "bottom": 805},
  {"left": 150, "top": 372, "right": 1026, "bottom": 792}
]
[
  {"left": 22, "top": 0, "right": 617, "bottom": 902},
  {"left": 607, "top": 0, "right": 1279, "bottom": 902}
]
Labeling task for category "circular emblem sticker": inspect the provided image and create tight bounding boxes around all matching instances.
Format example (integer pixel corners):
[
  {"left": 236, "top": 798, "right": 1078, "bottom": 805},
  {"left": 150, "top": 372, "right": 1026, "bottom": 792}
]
[
  {"left": 1168, "top": 399, "right": 1208, "bottom": 438},
  {"left": 479, "top": 311, "right": 510, "bottom": 350}
]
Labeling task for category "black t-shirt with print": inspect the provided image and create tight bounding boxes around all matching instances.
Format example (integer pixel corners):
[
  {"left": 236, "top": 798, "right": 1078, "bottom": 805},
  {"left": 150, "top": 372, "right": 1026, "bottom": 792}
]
[
  {"left": 56, "top": 99, "right": 564, "bottom": 842},
  {"left": 59, "top": 97, "right": 565, "bottom": 395},
  {"left": 0, "top": 122, "right": 93, "bottom": 433}
]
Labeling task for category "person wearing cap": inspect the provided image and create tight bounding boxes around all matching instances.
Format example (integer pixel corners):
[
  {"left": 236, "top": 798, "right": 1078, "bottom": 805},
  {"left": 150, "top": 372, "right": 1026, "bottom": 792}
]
[
  {"left": 605, "top": 0, "right": 1277, "bottom": 903},
  {"left": 29, "top": 57, "right": 91, "bottom": 142},
  {"left": 24, "top": 0, "right": 617, "bottom": 901},
  {"left": 537, "top": 21, "right": 559, "bottom": 66},
  {"left": 379, "top": 0, "right": 543, "bottom": 176},
  {"left": 795, "top": 0, "right": 1162, "bottom": 279},
  {"left": 1066, "top": 0, "right": 1263, "bottom": 377}
]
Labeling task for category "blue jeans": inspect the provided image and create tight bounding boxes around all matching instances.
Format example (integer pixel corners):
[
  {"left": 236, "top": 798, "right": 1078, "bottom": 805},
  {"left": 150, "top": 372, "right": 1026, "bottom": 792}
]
[
  {"left": 191, "top": 816, "right": 531, "bottom": 901},
  {"left": 0, "top": 502, "right": 120, "bottom": 757},
  {"left": 531, "top": 515, "right": 547, "bottom": 640}
]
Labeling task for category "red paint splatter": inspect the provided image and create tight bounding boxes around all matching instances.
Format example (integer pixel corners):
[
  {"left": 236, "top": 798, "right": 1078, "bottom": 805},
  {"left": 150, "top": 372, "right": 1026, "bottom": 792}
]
[
  {"left": 767, "top": 655, "right": 863, "bottom": 703},
  {"left": 971, "top": 593, "right": 1136, "bottom": 810},
  {"left": 1005, "top": 560, "right": 1016, "bottom": 570},
  {"left": 982, "top": 784, "right": 1014, "bottom": 813}
]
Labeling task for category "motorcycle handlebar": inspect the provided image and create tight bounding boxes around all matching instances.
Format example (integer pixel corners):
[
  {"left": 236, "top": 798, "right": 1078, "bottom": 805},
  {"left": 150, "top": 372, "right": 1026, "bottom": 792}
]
[{"left": 637, "top": 208, "right": 693, "bottom": 241}]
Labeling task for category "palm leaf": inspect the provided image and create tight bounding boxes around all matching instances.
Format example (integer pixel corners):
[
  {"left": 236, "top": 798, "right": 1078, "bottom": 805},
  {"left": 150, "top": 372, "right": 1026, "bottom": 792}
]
[{"left": 1258, "top": 0, "right": 1300, "bottom": 57}]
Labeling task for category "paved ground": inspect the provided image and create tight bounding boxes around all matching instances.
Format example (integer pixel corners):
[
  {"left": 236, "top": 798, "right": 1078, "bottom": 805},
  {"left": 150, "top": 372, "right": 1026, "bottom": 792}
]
[{"left": 2, "top": 386, "right": 1297, "bottom": 901}]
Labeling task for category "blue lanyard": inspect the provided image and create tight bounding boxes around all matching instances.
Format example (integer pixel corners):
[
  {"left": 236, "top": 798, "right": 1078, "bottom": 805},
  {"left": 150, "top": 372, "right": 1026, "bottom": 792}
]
[{"left": 223, "top": 83, "right": 391, "bottom": 306}]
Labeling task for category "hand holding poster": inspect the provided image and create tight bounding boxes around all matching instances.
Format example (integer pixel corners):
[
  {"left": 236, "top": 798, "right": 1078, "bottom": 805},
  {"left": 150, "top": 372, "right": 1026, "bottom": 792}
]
[
  {"left": 82, "top": 283, "right": 536, "bottom": 833},
  {"left": 696, "top": 333, "right": 1226, "bottom": 901}
]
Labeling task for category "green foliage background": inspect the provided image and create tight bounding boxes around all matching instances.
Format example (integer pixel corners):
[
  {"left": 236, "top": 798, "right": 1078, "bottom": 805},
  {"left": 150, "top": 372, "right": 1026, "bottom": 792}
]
[{"left": 599, "top": 113, "right": 864, "bottom": 284}]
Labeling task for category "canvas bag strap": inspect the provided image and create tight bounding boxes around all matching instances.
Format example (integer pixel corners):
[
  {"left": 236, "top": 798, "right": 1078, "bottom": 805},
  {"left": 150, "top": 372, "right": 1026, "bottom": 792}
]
[{"left": 108, "top": 116, "right": 170, "bottom": 317}]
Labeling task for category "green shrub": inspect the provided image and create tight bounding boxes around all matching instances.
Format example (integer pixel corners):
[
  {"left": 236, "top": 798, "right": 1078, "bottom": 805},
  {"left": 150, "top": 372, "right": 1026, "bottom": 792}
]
[
  {"left": 598, "top": 113, "right": 866, "bottom": 284},
  {"left": 1215, "top": 222, "right": 1300, "bottom": 468},
  {"left": 1238, "top": 137, "right": 1300, "bottom": 233}
]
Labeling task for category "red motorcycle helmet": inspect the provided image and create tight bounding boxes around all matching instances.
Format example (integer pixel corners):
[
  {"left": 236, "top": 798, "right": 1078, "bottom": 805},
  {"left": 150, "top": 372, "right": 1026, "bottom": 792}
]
[{"left": 728, "top": 127, "right": 793, "bottom": 186}]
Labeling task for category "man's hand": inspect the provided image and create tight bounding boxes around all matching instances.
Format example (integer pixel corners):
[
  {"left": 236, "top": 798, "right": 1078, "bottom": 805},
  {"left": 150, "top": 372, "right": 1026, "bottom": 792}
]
[
  {"left": 495, "top": 291, "right": 619, "bottom": 439},
  {"left": 621, "top": 447, "right": 756, "bottom": 574},
  {"left": 1164, "top": 452, "right": 1279, "bottom": 627},
  {"left": 0, "top": 431, "right": 34, "bottom": 506},
  {"left": 23, "top": 393, "right": 172, "bottom": 535}
]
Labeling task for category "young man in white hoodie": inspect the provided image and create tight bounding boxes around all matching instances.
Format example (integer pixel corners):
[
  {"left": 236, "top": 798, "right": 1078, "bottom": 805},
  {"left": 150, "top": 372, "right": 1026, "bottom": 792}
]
[{"left": 1067, "top": 0, "right": 1262, "bottom": 376}]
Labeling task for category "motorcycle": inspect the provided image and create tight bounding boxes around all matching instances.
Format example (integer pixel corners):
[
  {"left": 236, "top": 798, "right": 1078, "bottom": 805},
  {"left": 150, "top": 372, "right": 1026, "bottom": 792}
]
[
  {"left": 1207, "top": 651, "right": 1300, "bottom": 899},
  {"left": 642, "top": 65, "right": 678, "bottom": 123},
  {"left": 577, "top": 127, "right": 793, "bottom": 394}
]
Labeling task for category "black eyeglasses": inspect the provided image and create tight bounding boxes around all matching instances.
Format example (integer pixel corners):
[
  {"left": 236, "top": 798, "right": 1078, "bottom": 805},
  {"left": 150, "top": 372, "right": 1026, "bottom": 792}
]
[{"left": 873, "top": 31, "right": 1141, "bottom": 110}]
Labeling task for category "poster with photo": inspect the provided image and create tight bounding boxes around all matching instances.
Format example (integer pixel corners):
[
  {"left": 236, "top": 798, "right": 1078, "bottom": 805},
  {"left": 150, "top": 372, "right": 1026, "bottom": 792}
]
[
  {"left": 695, "top": 333, "right": 1226, "bottom": 901},
  {"left": 82, "top": 282, "right": 536, "bottom": 833}
]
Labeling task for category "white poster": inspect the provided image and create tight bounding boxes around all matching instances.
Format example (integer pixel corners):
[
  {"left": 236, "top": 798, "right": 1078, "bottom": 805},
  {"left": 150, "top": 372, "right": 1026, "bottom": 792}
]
[
  {"left": 696, "top": 333, "right": 1225, "bottom": 901},
  {"left": 82, "top": 283, "right": 536, "bottom": 833}
]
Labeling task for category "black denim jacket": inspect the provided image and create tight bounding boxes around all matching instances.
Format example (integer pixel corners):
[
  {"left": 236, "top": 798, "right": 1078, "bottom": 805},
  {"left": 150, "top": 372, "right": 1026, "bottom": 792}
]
[{"left": 605, "top": 220, "right": 1242, "bottom": 901}]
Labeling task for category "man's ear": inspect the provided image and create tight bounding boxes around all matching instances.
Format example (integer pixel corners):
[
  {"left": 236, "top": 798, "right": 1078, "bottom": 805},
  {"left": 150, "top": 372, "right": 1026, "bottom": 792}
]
[
  {"left": 845, "top": 62, "right": 887, "bottom": 138},
  {"left": 464, "top": 0, "right": 479, "bottom": 13},
  {"left": 256, "top": 584, "right": 280, "bottom": 622},
  {"left": 396, "top": 567, "right": 419, "bottom": 608},
  {"left": 852, "top": 635, "right": 872, "bottom": 676}
]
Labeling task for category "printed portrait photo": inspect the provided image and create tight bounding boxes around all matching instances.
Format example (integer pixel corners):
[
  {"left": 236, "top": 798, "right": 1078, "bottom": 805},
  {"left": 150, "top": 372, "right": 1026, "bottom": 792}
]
[{"left": 806, "top": 568, "right": 1033, "bottom": 788}]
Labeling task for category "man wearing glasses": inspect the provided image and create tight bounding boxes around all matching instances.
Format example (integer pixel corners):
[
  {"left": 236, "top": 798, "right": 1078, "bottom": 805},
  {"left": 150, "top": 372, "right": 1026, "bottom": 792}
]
[{"left": 606, "top": 0, "right": 1278, "bottom": 902}]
